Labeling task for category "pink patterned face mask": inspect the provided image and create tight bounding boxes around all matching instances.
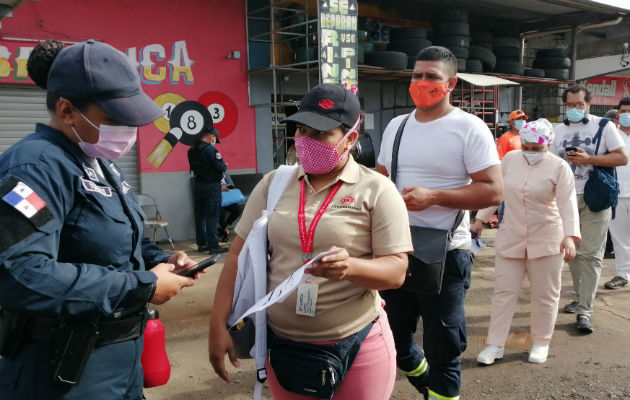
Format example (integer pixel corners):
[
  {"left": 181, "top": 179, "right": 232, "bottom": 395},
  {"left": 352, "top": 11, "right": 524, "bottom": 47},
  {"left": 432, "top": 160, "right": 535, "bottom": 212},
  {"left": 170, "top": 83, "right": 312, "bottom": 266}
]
[{"left": 294, "top": 116, "right": 361, "bottom": 175}]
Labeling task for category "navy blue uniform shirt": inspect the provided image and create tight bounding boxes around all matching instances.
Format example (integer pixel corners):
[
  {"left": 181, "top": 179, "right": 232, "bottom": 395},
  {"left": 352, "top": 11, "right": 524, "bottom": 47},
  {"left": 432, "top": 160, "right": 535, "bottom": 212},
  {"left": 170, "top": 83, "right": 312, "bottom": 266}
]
[{"left": 0, "top": 123, "right": 167, "bottom": 318}]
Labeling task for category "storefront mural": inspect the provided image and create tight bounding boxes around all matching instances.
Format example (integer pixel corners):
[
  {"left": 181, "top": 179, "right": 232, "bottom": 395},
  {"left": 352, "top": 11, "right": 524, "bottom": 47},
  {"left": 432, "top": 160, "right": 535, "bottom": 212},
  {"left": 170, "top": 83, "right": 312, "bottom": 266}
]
[
  {"left": 0, "top": 0, "right": 256, "bottom": 174},
  {"left": 580, "top": 75, "right": 630, "bottom": 106}
]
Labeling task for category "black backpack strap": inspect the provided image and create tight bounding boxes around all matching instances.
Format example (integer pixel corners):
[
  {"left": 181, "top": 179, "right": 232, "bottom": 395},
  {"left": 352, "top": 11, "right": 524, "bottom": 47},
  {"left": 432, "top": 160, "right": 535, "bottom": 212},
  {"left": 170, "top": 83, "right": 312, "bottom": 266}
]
[
  {"left": 592, "top": 118, "right": 610, "bottom": 156},
  {"left": 391, "top": 114, "right": 412, "bottom": 185}
]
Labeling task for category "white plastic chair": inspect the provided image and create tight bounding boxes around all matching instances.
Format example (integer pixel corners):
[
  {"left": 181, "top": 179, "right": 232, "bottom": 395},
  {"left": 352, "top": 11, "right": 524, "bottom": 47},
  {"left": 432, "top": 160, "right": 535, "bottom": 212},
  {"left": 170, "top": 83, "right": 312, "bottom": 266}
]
[{"left": 136, "top": 194, "right": 175, "bottom": 250}]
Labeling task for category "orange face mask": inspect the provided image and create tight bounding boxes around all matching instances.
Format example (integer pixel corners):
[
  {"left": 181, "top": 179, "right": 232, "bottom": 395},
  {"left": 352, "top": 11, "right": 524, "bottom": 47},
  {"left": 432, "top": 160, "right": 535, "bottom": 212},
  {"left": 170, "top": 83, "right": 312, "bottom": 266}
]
[{"left": 409, "top": 80, "right": 450, "bottom": 108}]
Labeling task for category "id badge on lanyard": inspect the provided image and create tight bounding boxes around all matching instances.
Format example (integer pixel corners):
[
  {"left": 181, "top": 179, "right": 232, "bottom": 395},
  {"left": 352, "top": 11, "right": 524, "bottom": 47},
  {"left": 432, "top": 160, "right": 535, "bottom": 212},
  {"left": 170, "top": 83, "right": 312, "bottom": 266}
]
[{"left": 296, "top": 179, "right": 343, "bottom": 317}]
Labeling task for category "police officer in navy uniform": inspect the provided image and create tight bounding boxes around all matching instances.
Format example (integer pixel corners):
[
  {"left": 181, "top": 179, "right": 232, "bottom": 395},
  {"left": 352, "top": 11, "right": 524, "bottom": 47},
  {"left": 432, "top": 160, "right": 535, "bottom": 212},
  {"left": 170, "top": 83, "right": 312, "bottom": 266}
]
[
  {"left": 0, "top": 40, "right": 198, "bottom": 400},
  {"left": 188, "top": 126, "right": 229, "bottom": 254}
]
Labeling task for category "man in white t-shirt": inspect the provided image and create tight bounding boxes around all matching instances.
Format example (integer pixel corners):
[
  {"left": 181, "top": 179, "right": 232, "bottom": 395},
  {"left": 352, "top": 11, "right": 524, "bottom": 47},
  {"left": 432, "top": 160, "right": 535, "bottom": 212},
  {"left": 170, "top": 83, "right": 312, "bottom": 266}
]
[
  {"left": 549, "top": 85, "right": 627, "bottom": 334},
  {"left": 377, "top": 46, "right": 503, "bottom": 400}
]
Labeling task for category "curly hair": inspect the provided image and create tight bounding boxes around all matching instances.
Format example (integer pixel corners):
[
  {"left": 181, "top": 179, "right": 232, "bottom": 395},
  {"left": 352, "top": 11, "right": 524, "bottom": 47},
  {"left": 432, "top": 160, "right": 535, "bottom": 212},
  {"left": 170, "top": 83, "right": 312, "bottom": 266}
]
[
  {"left": 27, "top": 40, "right": 64, "bottom": 89},
  {"left": 27, "top": 40, "right": 91, "bottom": 112}
]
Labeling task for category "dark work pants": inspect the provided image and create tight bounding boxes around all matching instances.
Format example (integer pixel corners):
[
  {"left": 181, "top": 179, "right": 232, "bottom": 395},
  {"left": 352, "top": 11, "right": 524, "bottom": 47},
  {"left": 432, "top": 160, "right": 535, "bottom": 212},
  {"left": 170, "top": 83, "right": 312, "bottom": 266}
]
[
  {"left": 193, "top": 181, "right": 221, "bottom": 249},
  {"left": 220, "top": 203, "right": 242, "bottom": 230},
  {"left": 0, "top": 338, "right": 143, "bottom": 399},
  {"left": 381, "top": 249, "right": 472, "bottom": 399}
]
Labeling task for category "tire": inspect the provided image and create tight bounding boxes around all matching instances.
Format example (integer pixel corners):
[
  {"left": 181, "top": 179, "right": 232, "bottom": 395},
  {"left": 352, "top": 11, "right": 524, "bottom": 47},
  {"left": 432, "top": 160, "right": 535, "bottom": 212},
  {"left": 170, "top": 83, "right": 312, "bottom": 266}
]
[
  {"left": 407, "top": 55, "right": 416, "bottom": 70},
  {"left": 474, "top": 41, "right": 493, "bottom": 50},
  {"left": 533, "top": 57, "right": 571, "bottom": 69},
  {"left": 445, "top": 46, "right": 469, "bottom": 59},
  {"left": 358, "top": 17, "right": 379, "bottom": 33},
  {"left": 434, "top": 21, "right": 470, "bottom": 36},
  {"left": 388, "top": 39, "right": 432, "bottom": 56},
  {"left": 293, "top": 47, "right": 317, "bottom": 63},
  {"left": 468, "top": 45, "right": 496, "bottom": 70},
  {"left": 466, "top": 59, "right": 483, "bottom": 73},
  {"left": 524, "top": 68, "right": 545, "bottom": 78},
  {"left": 390, "top": 27, "right": 429, "bottom": 41},
  {"left": 364, "top": 51, "right": 408, "bottom": 69},
  {"left": 494, "top": 60, "right": 524, "bottom": 75},
  {"left": 471, "top": 31, "right": 493, "bottom": 43},
  {"left": 493, "top": 36, "right": 520, "bottom": 48},
  {"left": 433, "top": 35, "right": 470, "bottom": 48},
  {"left": 545, "top": 68, "right": 570, "bottom": 80},
  {"left": 289, "top": 34, "right": 317, "bottom": 50},
  {"left": 493, "top": 47, "right": 520, "bottom": 60},
  {"left": 457, "top": 57, "right": 466, "bottom": 72},
  {"left": 439, "top": 9, "right": 469, "bottom": 22},
  {"left": 537, "top": 48, "right": 569, "bottom": 58},
  {"left": 359, "top": 41, "right": 377, "bottom": 53}
]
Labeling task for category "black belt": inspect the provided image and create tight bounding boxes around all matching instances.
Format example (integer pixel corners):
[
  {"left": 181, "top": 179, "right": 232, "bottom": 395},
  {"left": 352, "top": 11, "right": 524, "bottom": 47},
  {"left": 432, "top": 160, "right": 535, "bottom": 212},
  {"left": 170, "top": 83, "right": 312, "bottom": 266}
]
[{"left": 17, "top": 312, "right": 147, "bottom": 347}]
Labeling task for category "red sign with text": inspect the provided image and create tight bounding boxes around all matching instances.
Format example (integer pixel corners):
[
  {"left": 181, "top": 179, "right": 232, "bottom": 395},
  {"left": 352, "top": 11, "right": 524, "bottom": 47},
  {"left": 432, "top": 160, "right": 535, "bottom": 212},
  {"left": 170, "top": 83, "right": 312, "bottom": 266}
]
[{"left": 582, "top": 75, "right": 630, "bottom": 106}]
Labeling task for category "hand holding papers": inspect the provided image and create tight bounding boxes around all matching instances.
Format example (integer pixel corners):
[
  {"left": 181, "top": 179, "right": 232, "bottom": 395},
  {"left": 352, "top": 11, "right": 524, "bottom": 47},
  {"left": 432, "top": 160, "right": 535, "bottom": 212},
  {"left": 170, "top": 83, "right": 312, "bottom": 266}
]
[{"left": 230, "top": 248, "right": 342, "bottom": 328}]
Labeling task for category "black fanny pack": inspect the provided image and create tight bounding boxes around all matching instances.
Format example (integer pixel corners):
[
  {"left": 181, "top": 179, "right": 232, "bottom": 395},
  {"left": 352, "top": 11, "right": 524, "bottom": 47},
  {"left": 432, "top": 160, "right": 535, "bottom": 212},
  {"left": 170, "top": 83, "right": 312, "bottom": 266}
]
[{"left": 267, "top": 320, "right": 374, "bottom": 399}]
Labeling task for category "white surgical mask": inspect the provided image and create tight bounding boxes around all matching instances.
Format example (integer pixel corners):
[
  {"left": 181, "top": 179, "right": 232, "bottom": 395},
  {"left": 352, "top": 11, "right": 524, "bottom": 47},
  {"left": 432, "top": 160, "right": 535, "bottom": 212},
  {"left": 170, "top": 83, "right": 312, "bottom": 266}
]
[
  {"left": 523, "top": 151, "right": 545, "bottom": 165},
  {"left": 72, "top": 111, "right": 137, "bottom": 159},
  {"left": 514, "top": 119, "right": 526, "bottom": 130}
]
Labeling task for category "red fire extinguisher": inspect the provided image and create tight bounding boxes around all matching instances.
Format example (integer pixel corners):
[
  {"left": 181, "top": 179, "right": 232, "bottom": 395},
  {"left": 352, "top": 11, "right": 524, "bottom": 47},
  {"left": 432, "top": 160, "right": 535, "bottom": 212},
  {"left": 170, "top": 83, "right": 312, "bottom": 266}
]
[{"left": 141, "top": 308, "right": 171, "bottom": 388}]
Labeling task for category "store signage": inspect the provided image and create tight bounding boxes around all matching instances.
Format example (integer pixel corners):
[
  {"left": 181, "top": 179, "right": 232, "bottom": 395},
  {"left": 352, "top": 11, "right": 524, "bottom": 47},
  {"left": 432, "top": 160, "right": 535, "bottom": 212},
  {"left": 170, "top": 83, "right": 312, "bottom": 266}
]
[
  {"left": 580, "top": 75, "right": 630, "bottom": 106},
  {"left": 319, "top": 0, "right": 358, "bottom": 93},
  {"left": 0, "top": 40, "right": 194, "bottom": 85}
]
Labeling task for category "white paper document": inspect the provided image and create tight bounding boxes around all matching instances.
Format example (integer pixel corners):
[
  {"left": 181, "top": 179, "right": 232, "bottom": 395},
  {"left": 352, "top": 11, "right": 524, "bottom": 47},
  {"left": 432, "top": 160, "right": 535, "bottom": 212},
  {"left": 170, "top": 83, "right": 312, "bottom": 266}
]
[{"left": 230, "top": 248, "right": 341, "bottom": 327}]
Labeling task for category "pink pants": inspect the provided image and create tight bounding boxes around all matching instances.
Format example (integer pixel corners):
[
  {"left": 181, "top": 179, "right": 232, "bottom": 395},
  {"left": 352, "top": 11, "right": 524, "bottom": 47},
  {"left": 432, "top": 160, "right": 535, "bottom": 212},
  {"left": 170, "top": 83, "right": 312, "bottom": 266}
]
[
  {"left": 265, "top": 307, "right": 396, "bottom": 400},
  {"left": 486, "top": 253, "right": 564, "bottom": 347}
]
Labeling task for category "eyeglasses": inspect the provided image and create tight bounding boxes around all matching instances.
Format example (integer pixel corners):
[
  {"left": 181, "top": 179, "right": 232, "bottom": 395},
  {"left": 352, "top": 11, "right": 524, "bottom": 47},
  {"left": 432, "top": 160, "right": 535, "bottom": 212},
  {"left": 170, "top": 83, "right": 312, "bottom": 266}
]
[{"left": 565, "top": 102, "right": 587, "bottom": 109}]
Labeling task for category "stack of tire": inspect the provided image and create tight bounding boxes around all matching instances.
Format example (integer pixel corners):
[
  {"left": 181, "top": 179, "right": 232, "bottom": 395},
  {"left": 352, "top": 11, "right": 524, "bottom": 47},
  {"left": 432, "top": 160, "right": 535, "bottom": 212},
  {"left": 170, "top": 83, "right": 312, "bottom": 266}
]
[
  {"left": 358, "top": 17, "right": 379, "bottom": 65},
  {"left": 533, "top": 49, "right": 571, "bottom": 80},
  {"left": 377, "top": 27, "right": 431, "bottom": 70},
  {"left": 493, "top": 36, "right": 524, "bottom": 75},
  {"left": 283, "top": 3, "right": 318, "bottom": 65},
  {"left": 432, "top": 9, "right": 470, "bottom": 72},
  {"left": 468, "top": 31, "right": 495, "bottom": 72}
]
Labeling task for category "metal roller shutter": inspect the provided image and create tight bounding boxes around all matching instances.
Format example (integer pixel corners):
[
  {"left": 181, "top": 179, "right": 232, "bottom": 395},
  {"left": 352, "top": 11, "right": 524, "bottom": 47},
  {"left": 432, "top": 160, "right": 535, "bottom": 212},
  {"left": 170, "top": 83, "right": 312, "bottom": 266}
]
[{"left": 0, "top": 85, "right": 141, "bottom": 192}]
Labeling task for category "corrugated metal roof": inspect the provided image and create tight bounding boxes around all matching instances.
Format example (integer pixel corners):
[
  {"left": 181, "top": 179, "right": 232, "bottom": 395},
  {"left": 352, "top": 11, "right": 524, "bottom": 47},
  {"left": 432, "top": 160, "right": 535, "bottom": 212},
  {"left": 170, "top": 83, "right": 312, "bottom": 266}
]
[{"left": 457, "top": 73, "right": 520, "bottom": 86}]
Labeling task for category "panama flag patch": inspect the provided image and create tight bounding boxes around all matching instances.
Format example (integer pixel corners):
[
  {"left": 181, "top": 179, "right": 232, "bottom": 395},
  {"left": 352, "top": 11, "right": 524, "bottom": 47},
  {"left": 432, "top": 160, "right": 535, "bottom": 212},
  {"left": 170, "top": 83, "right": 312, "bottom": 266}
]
[{"left": 2, "top": 182, "right": 47, "bottom": 218}]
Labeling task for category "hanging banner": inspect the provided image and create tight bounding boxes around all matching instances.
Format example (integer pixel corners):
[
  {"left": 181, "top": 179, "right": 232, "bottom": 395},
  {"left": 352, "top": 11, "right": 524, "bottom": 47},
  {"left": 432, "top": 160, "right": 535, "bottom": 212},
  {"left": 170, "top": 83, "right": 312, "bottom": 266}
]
[
  {"left": 580, "top": 75, "right": 630, "bottom": 106},
  {"left": 319, "top": 0, "right": 358, "bottom": 93}
]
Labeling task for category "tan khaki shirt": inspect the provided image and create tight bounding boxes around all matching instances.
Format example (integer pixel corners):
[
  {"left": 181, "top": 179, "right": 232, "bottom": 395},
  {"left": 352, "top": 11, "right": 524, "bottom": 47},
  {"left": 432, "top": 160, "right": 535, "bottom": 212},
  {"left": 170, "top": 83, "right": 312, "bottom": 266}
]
[{"left": 235, "top": 157, "right": 412, "bottom": 341}]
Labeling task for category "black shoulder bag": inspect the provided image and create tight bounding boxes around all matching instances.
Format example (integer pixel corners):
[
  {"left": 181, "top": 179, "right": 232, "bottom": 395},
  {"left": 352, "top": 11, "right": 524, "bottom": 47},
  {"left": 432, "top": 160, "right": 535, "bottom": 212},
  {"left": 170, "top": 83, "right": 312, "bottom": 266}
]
[
  {"left": 391, "top": 114, "right": 464, "bottom": 295},
  {"left": 583, "top": 118, "right": 619, "bottom": 219}
]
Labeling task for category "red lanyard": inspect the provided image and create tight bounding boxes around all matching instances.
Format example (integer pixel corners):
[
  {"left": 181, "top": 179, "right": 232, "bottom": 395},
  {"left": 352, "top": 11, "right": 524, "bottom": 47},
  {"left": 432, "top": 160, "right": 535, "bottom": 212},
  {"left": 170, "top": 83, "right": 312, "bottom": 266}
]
[{"left": 298, "top": 179, "right": 343, "bottom": 264}]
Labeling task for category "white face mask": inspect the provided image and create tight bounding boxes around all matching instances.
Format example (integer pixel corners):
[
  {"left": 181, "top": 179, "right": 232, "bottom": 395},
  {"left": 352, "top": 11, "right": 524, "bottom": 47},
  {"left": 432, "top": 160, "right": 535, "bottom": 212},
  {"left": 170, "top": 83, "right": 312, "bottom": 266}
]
[
  {"left": 73, "top": 111, "right": 138, "bottom": 159},
  {"left": 523, "top": 151, "right": 545, "bottom": 165}
]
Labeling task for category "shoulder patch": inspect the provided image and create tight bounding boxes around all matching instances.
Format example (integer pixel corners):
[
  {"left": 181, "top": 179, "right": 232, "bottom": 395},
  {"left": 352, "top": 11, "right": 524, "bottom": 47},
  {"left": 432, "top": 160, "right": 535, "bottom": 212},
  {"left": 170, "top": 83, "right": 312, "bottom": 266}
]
[
  {"left": 216, "top": 152, "right": 222, "bottom": 160},
  {"left": 0, "top": 177, "right": 54, "bottom": 253}
]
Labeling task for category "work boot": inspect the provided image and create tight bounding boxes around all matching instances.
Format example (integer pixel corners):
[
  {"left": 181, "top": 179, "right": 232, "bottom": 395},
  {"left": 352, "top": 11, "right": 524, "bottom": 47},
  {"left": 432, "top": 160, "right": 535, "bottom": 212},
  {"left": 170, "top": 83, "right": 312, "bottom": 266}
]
[
  {"left": 477, "top": 345, "right": 504, "bottom": 365},
  {"left": 563, "top": 300, "right": 579, "bottom": 313},
  {"left": 209, "top": 246, "right": 229, "bottom": 255},
  {"left": 576, "top": 314, "right": 594, "bottom": 334},
  {"left": 197, "top": 245, "right": 209, "bottom": 252},
  {"left": 604, "top": 276, "right": 628, "bottom": 290}
]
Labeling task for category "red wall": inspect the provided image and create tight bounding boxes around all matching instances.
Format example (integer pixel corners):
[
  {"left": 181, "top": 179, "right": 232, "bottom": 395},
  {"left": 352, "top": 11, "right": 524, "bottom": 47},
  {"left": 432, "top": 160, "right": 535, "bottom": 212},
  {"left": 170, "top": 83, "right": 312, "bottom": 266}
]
[{"left": 0, "top": 0, "right": 256, "bottom": 173}]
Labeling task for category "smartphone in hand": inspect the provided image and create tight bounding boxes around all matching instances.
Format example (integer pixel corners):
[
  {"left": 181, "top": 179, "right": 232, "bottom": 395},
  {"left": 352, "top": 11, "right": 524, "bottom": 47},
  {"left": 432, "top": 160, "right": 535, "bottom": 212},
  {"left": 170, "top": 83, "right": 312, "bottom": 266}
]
[
  {"left": 177, "top": 254, "right": 221, "bottom": 277},
  {"left": 565, "top": 146, "right": 578, "bottom": 153}
]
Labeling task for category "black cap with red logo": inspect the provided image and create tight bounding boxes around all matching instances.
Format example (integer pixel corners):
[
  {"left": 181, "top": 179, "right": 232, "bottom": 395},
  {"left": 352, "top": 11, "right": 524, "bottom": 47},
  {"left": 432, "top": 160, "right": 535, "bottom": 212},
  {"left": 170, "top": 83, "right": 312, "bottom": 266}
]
[{"left": 282, "top": 83, "right": 360, "bottom": 132}]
